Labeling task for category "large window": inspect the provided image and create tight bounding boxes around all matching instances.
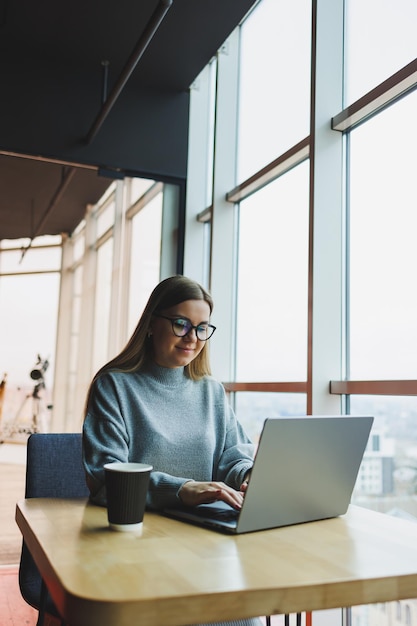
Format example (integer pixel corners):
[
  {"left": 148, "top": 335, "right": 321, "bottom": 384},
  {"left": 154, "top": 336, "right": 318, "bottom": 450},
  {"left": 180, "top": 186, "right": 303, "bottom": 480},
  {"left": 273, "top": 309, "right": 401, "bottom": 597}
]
[
  {"left": 185, "top": 1, "right": 417, "bottom": 623},
  {"left": 342, "top": 1, "right": 417, "bottom": 623},
  {"left": 50, "top": 177, "right": 180, "bottom": 430}
]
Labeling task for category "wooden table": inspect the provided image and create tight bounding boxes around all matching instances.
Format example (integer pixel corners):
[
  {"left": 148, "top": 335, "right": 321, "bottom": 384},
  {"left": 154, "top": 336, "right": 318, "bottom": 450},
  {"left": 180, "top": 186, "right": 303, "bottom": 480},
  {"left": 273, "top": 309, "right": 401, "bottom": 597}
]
[{"left": 15, "top": 498, "right": 417, "bottom": 626}]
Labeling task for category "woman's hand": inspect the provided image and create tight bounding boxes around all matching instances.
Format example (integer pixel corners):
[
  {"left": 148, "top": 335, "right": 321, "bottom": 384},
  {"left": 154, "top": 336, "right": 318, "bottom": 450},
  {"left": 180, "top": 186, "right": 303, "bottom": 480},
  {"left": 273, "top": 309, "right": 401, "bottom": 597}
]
[
  {"left": 178, "top": 480, "right": 244, "bottom": 510},
  {"left": 240, "top": 479, "right": 249, "bottom": 493},
  {"left": 240, "top": 472, "right": 251, "bottom": 493}
]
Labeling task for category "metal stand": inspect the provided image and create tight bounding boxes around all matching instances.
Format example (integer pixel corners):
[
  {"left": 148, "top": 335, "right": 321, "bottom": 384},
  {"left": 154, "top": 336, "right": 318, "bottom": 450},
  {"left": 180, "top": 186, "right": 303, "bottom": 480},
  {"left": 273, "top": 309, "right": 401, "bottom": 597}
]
[{"left": 1, "top": 356, "right": 52, "bottom": 441}]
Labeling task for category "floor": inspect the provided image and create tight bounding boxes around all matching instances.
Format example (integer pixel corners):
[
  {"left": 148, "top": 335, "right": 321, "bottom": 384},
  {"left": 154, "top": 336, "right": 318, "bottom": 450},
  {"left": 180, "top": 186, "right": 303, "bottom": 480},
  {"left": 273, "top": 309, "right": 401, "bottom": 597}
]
[
  {"left": 0, "top": 443, "right": 27, "bottom": 566},
  {"left": 0, "top": 442, "right": 39, "bottom": 626}
]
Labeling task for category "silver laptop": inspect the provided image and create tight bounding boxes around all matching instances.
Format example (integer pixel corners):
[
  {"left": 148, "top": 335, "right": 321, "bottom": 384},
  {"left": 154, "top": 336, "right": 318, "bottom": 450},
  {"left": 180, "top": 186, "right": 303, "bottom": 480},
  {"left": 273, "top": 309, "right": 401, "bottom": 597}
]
[{"left": 162, "top": 415, "right": 374, "bottom": 534}]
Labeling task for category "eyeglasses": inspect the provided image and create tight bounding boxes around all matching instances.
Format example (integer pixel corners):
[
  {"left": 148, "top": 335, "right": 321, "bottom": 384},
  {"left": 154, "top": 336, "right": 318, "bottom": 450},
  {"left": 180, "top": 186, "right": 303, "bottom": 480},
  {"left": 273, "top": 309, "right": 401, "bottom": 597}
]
[{"left": 154, "top": 315, "right": 216, "bottom": 341}]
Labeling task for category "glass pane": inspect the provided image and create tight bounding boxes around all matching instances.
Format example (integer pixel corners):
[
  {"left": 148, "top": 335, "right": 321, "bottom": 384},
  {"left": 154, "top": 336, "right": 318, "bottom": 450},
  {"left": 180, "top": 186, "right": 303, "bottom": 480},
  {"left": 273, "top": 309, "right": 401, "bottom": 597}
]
[
  {"left": 351, "top": 394, "right": 417, "bottom": 511},
  {"left": 92, "top": 237, "right": 114, "bottom": 372},
  {"left": 235, "top": 392, "right": 307, "bottom": 443},
  {"left": 345, "top": 0, "right": 417, "bottom": 104},
  {"left": 130, "top": 177, "right": 155, "bottom": 206},
  {"left": 0, "top": 273, "right": 59, "bottom": 436},
  {"left": 237, "top": 0, "right": 311, "bottom": 181},
  {"left": 349, "top": 93, "right": 417, "bottom": 379},
  {"left": 350, "top": 394, "right": 417, "bottom": 626},
  {"left": 350, "top": 601, "right": 415, "bottom": 626},
  {"left": 0, "top": 245, "right": 61, "bottom": 273},
  {"left": 0, "top": 235, "right": 61, "bottom": 249},
  {"left": 72, "top": 231, "right": 85, "bottom": 263},
  {"left": 236, "top": 162, "right": 309, "bottom": 382},
  {"left": 127, "top": 193, "right": 162, "bottom": 335},
  {"left": 96, "top": 198, "right": 115, "bottom": 239}
]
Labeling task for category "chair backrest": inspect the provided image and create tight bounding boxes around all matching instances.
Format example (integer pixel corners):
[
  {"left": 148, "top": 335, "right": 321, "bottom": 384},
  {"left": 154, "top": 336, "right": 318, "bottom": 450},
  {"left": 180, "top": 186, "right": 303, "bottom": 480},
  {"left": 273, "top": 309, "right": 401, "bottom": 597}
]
[
  {"left": 19, "top": 433, "right": 89, "bottom": 618},
  {"left": 24, "top": 432, "right": 89, "bottom": 498}
]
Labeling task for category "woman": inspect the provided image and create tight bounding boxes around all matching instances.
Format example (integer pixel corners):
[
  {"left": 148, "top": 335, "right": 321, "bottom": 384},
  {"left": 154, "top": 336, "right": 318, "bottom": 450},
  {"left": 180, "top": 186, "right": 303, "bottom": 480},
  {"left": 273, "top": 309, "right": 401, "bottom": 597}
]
[
  {"left": 83, "top": 276, "right": 262, "bottom": 626},
  {"left": 83, "top": 274, "right": 254, "bottom": 510}
]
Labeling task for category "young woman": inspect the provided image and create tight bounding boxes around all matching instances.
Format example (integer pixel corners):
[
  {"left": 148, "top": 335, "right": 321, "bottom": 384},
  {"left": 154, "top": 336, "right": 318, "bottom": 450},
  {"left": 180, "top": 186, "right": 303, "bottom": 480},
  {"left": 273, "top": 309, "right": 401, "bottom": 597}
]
[
  {"left": 83, "top": 273, "right": 254, "bottom": 510},
  {"left": 83, "top": 275, "right": 261, "bottom": 626}
]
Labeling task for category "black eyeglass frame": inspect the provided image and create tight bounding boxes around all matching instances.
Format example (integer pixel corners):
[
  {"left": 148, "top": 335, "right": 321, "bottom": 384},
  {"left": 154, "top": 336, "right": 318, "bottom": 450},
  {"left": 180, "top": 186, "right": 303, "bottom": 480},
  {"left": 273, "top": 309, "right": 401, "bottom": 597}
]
[{"left": 153, "top": 314, "right": 216, "bottom": 341}]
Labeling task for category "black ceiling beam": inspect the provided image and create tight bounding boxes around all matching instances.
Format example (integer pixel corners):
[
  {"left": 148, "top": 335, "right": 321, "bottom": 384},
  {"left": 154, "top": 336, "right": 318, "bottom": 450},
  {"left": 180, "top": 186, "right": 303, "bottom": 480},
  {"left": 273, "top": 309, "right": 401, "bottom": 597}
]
[{"left": 84, "top": 0, "right": 173, "bottom": 146}]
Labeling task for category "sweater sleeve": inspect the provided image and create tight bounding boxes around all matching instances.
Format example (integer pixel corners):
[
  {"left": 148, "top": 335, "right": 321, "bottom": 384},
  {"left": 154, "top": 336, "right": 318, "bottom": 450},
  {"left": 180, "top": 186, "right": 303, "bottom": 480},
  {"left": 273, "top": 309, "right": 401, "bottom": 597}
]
[
  {"left": 83, "top": 374, "right": 130, "bottom": 506},
  {"left": 83, "top": 373, "right": 195, "bottom": 508},
  {"left": 214, "top": 388, "right": 255, "bottom": 489}
]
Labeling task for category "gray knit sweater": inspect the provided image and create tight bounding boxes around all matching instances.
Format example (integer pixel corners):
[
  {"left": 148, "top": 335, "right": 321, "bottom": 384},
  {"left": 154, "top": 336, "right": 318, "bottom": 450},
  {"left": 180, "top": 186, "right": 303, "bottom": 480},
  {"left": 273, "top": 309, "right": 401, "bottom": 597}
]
[{"left": 82, "top": 362, "right": 254, "bottom": 509}]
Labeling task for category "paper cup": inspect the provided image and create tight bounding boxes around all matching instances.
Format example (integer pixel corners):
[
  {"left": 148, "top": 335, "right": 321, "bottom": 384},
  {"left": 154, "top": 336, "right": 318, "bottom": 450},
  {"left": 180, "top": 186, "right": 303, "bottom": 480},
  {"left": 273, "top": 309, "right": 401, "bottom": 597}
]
[{"left": 104, "top": 462, "right": 152, "bottom": 532}]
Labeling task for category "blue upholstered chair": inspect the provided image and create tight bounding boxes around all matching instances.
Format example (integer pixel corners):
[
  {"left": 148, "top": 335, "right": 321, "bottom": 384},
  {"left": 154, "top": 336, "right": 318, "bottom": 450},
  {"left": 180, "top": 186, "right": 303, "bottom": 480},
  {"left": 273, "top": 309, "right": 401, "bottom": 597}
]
[{"left": 18, "top": 432, "right": 89, "bottom": 626}]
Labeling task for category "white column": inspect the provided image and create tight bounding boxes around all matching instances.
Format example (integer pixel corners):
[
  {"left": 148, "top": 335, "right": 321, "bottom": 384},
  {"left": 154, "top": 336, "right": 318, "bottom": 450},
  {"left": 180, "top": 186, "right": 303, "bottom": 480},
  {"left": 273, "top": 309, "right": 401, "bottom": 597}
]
[
  {"left": 310, "top": 0, "right": 345, "bottom": 415},
  {"left": 107, "top": 181, "right": 126, "bottom": 358},
  {"left": 183, "top": 63, "right": 213, "bottom": 286},
  {"left": 50, "top": 234, "right": 73, "bottom": 432},
  {"left": 73, "top": 206, "right": 97, "bottom": 429},
  {"left": 303, "top": 0, "right": 346, "bottom": 616},
  {"left": 209, "top": 29, "right": 240, "bottom": 382},
  {"left": 160, "top": 183, "right": 180, "bottom": 279}
]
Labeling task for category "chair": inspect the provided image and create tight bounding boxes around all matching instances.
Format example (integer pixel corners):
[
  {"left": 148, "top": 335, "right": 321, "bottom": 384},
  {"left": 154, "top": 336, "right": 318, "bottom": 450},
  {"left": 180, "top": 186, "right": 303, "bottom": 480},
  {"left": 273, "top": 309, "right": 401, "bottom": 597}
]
[{"left": 18, "top": 433, "right": 90, "bottom": 626}]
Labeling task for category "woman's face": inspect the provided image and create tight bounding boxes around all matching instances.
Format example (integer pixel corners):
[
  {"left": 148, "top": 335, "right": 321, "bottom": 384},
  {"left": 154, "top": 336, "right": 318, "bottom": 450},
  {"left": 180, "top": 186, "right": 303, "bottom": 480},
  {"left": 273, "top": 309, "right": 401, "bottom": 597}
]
[{"left": 150, "top": 299, "right": 211, "bottom": 369}]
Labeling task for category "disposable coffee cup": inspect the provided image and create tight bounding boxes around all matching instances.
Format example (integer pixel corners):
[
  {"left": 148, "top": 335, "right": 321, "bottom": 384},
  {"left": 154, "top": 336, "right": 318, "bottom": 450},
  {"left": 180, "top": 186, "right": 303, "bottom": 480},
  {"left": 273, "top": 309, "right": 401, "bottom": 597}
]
[{"left": 104, "top": 462, "right": 153, "bottom": 532}]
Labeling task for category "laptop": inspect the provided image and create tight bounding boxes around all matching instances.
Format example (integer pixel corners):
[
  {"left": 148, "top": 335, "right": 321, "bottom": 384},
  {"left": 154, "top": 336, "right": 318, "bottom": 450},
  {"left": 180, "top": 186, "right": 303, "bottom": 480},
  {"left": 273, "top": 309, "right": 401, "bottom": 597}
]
[{"left": 162, "top": 415, "right": 374, "bottom": 534}]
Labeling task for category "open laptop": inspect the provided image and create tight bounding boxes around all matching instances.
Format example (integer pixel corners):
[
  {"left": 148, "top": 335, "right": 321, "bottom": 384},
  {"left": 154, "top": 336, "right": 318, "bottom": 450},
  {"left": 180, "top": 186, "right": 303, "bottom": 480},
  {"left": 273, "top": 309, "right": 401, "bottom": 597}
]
[{"left": 162, "top": 415, "right": 374, "bottom": 534}]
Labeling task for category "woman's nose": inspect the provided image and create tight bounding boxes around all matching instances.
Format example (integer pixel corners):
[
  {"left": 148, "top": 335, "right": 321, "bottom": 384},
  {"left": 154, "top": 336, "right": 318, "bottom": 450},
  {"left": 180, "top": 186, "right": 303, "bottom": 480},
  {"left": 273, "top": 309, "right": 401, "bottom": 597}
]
[{"left": 183, "top": 327, "right": 198, "bottom": 341}]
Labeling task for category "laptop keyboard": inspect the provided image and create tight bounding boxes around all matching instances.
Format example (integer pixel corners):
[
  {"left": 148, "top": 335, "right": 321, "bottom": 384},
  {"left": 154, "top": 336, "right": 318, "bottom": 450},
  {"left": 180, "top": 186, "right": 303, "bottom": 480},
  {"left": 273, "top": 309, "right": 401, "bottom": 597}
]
[
  {"left": 193, "top": 504, "right": 240, "bottom": 522},
  {"left": 210, "top": 508, "right": 239, "bottom": 522}
]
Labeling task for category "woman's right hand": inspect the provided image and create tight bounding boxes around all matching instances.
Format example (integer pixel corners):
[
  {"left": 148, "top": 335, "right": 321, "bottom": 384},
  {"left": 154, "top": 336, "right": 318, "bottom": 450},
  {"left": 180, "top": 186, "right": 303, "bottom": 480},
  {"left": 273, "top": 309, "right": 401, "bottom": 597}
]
[{"left": 178, "top": 480, "right": 244, "bottom": 510}]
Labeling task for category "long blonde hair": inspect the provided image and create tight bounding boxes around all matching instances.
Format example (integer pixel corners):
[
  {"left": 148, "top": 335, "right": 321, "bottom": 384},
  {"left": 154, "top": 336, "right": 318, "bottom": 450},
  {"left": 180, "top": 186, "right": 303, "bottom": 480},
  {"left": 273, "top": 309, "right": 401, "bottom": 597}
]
[{"left": 84, "top": 275, "right": 214, "bottom": 412}]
